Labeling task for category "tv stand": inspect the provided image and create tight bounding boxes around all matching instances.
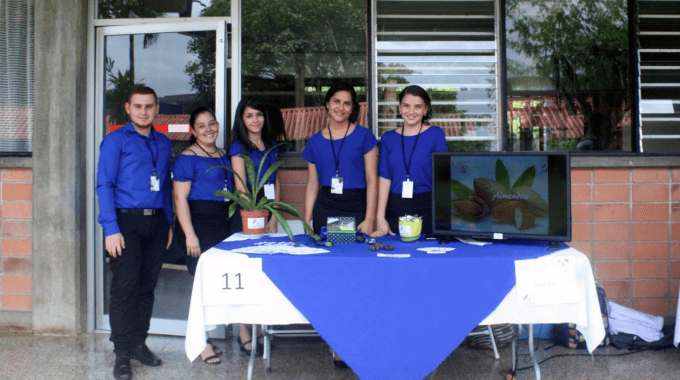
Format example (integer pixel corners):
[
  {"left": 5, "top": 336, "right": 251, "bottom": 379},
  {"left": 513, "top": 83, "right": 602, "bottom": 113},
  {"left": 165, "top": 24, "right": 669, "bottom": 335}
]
[
  {"left": 435, "top": 235, "right": 453, "bottom": 245},
  {"left": 548, "top": 241, "right": 561, "bottom": 251}
]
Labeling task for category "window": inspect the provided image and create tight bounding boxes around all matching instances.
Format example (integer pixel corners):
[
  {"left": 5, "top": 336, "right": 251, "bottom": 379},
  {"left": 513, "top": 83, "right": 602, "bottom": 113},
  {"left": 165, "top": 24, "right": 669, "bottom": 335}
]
[
  {"left": 374, "top": 0, "right": 500, "bottom": 152},
  {"left": 506, "top": 0, "right": 632, "bottom": 152},
  {"left": 637, "top": 0, "right": 680, "bottom": 153},
  {"left": 241, "top": 0, "right": 367, "bottom": 148},
  {"left": 98, "top": 0, "right": 229, "bottom": 19},
  {"left": 0, "top": 0, "right": 33, "bottom": 154}
]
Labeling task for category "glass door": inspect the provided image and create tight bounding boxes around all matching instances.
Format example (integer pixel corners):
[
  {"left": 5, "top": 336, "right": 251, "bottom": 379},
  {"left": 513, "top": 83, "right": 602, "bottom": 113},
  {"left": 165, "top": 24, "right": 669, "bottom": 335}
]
[{"left": 94, "top": 21, "right": 229, "bottom": 335}]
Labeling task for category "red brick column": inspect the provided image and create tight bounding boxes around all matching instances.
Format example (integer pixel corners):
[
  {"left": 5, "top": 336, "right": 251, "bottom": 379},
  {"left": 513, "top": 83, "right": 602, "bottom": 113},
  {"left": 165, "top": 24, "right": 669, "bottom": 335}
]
[{"left": 0, "top": 169, "right": 33, "bottom": 312}]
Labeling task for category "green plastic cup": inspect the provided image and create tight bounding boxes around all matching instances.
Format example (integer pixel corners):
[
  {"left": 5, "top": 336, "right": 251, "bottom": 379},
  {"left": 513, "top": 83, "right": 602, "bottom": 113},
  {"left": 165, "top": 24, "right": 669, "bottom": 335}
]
[{"left": 398, "top": 219, "right": 422, "bottom": 242}]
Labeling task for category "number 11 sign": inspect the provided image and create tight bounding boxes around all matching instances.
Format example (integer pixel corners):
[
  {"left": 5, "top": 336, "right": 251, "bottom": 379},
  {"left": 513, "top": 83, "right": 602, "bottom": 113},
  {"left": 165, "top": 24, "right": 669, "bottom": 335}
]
[{"left": 201, "top": 255, "right": 264, "bottom": 306}]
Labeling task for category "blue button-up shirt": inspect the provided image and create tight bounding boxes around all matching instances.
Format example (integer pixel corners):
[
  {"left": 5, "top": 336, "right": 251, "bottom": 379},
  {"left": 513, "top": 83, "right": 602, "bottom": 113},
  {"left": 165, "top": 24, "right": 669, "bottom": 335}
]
[{"left": 96, "top": 122, "right": 174, "bottom": 236}]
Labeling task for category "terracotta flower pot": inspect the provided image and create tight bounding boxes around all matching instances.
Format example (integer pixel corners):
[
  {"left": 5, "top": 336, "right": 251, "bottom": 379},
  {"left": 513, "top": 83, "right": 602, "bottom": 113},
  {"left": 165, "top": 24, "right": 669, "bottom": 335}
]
[{"left": 240, "top": 209, "right": 269, "bottom": 234}]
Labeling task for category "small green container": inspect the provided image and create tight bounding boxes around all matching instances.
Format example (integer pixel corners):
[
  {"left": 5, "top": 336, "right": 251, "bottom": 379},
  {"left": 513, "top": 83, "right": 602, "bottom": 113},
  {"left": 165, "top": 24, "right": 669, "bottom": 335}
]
[{"left": 398, "top": 219, "right": 422, "bottom": 242}]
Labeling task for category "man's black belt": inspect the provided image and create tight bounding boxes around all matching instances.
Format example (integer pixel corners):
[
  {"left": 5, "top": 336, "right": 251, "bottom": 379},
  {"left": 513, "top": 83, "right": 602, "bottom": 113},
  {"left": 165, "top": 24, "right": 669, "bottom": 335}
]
[{"left": 116, "top": 208, "right": 162, "bottom": 216}]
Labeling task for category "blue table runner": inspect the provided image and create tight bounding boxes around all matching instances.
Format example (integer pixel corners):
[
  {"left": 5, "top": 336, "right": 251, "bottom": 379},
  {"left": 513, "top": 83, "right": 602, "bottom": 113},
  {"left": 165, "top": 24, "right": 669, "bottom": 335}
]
[{"left": 214, "top": 235, "right": 559, "bottom": 380}]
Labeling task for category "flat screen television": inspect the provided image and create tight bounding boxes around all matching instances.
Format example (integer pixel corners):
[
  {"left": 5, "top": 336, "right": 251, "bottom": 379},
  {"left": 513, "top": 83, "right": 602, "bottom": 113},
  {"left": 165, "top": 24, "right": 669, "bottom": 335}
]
[{"left": 432, "top": 151, "right": 571, "bottom": 243}]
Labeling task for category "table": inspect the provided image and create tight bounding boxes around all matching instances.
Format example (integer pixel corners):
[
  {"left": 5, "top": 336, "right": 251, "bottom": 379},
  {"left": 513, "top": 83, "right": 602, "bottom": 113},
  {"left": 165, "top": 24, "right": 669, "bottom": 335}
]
[{"left": 186, "top": 234, "right": 605, "bottom": 380}]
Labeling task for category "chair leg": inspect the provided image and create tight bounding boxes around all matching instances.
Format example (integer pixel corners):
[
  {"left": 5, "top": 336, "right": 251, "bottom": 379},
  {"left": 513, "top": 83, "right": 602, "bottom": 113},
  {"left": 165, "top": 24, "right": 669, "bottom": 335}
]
[{"left": 487, "top": 325, "right": 500, "bottom": 359}]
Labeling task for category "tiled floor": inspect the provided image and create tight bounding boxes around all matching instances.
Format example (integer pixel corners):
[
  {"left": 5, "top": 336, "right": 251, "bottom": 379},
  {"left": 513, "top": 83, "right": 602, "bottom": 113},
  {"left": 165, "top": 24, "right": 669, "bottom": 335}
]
[{"left": 1, "top": 329, "right": 680, "bottom": 380}]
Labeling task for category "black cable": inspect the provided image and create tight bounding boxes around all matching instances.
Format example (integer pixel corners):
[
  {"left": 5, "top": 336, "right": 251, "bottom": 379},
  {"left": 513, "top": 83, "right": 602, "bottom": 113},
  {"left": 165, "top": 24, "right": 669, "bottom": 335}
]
[{"left": 514, "top": 347, "right": 670, "bottom": 372}]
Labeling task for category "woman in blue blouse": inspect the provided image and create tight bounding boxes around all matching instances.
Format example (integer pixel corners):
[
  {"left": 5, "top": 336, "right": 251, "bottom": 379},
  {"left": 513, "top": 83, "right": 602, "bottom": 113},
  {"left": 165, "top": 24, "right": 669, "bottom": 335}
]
[
  {"left": 173, "top": 106, "right": 232, "bottom": 364},
  {"left": 372, "top": 85, "right": 448, "bottom": 237},
  {"left": 229, "top": 97, "right": 281, "bottom": 234},
  {"left": 303, "top": 82, "right": 378, "bottom": 235},
  {"left": 228, "top": 97, "right": 281, "bottom": 356}
]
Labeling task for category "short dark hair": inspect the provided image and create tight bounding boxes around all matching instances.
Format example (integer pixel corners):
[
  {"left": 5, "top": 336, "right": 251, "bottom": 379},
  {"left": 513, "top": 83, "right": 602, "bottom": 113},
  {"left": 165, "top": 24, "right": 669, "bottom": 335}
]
[
  {"left": 188, "top": 106, "right": 217, "bottom": 145},
  {"left": 232, "top": 97, "right": 270, "bottom": 153},
  {"left": 127, "top": 86, "right": 158, "bottom": 104},
  {"left": 398, "top": 85, "right": 433, "bottom": 124},
  {"left": 324, "top": 81, "right": 360, "bottom": 124}
]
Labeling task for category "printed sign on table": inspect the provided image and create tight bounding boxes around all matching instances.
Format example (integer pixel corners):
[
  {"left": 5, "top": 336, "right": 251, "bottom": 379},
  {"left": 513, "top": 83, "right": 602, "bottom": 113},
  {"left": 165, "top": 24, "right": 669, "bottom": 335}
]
[
  {"left": 201, "top": 255, "right": 263, "bottom": 306},
  {"left": 515, "top": 256, "right": 577, "bottom": 306}
]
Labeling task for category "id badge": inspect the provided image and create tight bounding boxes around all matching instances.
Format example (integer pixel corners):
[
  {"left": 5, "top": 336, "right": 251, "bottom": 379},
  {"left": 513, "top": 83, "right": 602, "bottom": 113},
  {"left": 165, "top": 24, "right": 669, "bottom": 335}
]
[
  {"left": 223, "top": 184, "right": 231, "bottom": 202},
  {"left": 264, "top": 183, "right": 276, "bottom": 200},
  {"left": 331, "top": 176, "right": 344, "bottom": 194},
  {"left": 402, "top": 179, "right": 413, "bottom": 198},
  {"left": 150, "top": 175, "right": 160, "bottom": 192}
]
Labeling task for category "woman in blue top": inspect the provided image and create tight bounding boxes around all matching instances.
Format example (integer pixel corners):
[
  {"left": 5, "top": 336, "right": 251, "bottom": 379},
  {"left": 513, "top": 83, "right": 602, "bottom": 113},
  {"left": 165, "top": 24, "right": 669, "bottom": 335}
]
[
  {"left": 173, "top": 106, "right": 232, "bottom": 364},
  {"left": 229, "top": 97, "right": 281, "bottom": 234},
  {"left": 372, "top": 85, "right": 448, "bottom": 237},
  {"left": 303, "top": 82, "right": 378, "bottom": 235}
]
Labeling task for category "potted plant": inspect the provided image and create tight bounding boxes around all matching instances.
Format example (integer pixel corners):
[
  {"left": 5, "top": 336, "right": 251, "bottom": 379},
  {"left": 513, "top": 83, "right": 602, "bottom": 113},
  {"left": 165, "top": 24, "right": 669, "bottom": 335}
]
[{"left": 212, "top": 143, "right": 315, "bottom": 242}]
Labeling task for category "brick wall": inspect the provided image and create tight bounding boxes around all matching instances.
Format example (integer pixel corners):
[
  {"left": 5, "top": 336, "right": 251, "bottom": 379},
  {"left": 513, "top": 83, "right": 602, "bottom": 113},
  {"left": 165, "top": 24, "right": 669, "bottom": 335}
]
[
  {"left": 569, "top": 167, "right": 680, "bottom": 317},
  {"left": 280, "top": 167, "right": 680, "bottom": 317},
  {"left": 0, "top": 169, "right": 33, "bottom": 312},
  {"left": 279, "top": 169, "right": 309, "bottom": 219}
]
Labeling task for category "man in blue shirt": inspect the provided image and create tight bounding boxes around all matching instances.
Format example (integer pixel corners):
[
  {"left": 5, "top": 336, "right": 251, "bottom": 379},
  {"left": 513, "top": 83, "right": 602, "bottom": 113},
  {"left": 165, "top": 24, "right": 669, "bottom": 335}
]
[{"left": 97, "top": 86, "right": 174, "bottom": 380}]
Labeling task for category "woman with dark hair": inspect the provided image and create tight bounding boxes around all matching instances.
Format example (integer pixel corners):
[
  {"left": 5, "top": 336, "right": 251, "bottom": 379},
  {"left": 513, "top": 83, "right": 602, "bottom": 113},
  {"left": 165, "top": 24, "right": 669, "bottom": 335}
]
[
  {"left": 172, "top": 106, "right": 232, "bottom": 364},
  {"left": 265, "top": 104, "right": 288, "bottom": 141},
  {"left": 229, "top": 97, "right": 281, "bottom": 234},
  {"left": 303, "top": 82, "right": 378, "bottom": 367},
  {"left": 229, "top": 97, "right": 282, "bottom": 356},
  {"left": 303, "top": 82, "right": 378, "bottom": 235},
  {"left": 372, "top": 85, "right": 447, "bottom": 237}
]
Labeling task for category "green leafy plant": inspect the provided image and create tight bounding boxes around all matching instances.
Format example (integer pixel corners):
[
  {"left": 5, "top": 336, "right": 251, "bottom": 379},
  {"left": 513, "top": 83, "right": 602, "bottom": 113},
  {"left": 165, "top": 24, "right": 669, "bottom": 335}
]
[{"left": 211, "top": 143, "right": 315, "bottom": 242}]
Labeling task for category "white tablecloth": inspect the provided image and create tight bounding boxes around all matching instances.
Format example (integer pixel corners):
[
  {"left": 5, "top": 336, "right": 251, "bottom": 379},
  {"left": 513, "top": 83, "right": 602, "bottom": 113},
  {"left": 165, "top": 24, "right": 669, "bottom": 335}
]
[{"left": 186, "top": 244, "right": 605, "bottom": 361}]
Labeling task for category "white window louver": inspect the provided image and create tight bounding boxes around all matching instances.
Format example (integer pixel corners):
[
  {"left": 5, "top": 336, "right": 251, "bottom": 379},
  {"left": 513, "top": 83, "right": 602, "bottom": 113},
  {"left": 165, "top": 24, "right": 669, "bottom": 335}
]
[
  {"left": 0, "top": 0, "right": 33, "bottom": 153},
  {"left": 637, "top": 0, "right": 680, "bottom": 152},
  {"left": 373, "top": 0, "right": 500, "bottom": 149}
]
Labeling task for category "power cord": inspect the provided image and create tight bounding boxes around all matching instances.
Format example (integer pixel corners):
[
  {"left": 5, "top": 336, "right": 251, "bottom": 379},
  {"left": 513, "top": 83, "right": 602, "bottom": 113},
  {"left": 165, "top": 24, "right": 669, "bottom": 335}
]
[{"left": 514, "top": 347, "right": 662, "bottom": 372}]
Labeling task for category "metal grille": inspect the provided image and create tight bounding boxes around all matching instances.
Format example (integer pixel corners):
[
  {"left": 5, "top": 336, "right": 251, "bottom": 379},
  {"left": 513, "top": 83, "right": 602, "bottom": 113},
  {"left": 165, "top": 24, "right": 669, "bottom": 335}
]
[
  {"left": 0, "top": 0, "right": 34, "bottom": 153},
  {"left": 373, "top": 0, "right": 499, "bottom": 149},
  {"left": 637, "top": 0, "right": 680, "bottom": 152}
]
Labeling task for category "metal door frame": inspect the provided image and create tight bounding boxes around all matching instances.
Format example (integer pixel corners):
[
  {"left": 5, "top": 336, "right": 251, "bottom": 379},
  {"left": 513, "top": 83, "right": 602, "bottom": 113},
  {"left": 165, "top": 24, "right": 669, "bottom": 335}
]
[{"left": 89, "top": 19, "right": 230, "bottom": 335}]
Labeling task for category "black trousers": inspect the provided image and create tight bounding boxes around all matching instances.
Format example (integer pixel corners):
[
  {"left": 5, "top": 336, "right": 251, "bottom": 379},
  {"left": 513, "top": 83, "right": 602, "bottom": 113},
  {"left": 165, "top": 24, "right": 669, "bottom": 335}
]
[
  {"left": 175, "top": 200, "right": 232, "bottom": 276},
  {"left": 312, "top": 187, "right": 367, "bottom": 235},
  {"left": 385, "top": 192, "right": 433, "bottom": 236},
  {"left": 109, "top": 211, "right": 169, "bottom": 354}
]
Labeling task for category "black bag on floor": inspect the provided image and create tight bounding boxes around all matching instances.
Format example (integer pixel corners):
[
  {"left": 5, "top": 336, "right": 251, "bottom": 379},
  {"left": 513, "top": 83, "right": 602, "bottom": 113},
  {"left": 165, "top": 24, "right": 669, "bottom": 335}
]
[{"left": 610, "top": 324, "right": 675, "bottom": 350}]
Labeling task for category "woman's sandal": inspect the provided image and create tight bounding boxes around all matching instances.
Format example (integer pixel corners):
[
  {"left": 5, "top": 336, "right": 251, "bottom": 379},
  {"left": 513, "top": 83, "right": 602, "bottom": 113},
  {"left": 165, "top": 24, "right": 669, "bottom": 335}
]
[
  {"left": 202, "top": 354, "right": 221, "bottom": 365},
  {"left": 238, "top": 335, "right": 263, "bottom": 356},
  {"left": 206, "top": 338, "right": 223, "bottom": 355},
  {"left": 200, "top": 344, "right": 221, "bottom": 365}
]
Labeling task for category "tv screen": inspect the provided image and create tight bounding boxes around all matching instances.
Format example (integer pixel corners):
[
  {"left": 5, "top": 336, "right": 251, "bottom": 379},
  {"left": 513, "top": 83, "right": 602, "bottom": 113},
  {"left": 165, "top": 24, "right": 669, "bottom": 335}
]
[{"left": 432, "top": 151, "right": 571, "bottom": 242}]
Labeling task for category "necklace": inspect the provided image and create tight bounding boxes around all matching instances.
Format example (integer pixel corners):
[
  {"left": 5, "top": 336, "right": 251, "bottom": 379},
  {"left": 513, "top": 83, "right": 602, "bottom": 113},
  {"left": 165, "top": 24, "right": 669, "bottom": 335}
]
[{"left": 195, "top": 142, "right": 219, "bottom": 157}]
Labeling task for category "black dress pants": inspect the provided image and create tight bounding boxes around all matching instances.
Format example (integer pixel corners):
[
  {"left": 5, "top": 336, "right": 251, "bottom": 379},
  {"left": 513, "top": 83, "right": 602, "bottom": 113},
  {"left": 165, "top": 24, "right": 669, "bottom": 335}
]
[
  {"left": 174, "top": 200, "right": 232, "bottom": 276},
  {"left": 109, "top": 211, "right": 169, "bottom": 354}
]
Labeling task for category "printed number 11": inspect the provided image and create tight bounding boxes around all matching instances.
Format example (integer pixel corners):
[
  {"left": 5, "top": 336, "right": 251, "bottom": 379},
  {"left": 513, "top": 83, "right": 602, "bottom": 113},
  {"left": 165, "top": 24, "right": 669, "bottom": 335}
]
[{"left": 222, "top": 273, "right": 244, "bottom": 290}]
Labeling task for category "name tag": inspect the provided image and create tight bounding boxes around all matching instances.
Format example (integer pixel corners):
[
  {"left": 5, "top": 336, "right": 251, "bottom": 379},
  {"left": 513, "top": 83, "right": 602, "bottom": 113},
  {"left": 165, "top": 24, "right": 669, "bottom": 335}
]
[
  {"left": 201, "top": 254, "right": 263, "bottom": 306},
  {"left": 402, "top": 179, "right": 413, "bottom": 198},
  {"left": 264, "top": 183, "right": 276, "bottom": 200},
  {"left": 331, "top": 176, "right": 344, "bottom": 194},
  {"left": 150, "top": 175, "right": 160, "bottom": 192},
  {"left": 223, "top": 185, "right": 231, "bottom": 202}
]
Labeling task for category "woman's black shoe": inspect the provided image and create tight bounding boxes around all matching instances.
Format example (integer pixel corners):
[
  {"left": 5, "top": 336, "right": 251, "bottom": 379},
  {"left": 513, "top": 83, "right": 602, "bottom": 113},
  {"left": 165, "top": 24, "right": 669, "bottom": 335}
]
[{"left": 238, "top": 336, "right": 263, "bottom": 356}]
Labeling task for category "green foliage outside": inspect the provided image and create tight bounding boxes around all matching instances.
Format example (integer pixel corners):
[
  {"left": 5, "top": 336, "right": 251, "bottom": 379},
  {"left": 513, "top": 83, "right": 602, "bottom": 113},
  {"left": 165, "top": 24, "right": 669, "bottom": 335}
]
[{"left": 506, "top": 0, "right": 630, "bottom": 151}]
